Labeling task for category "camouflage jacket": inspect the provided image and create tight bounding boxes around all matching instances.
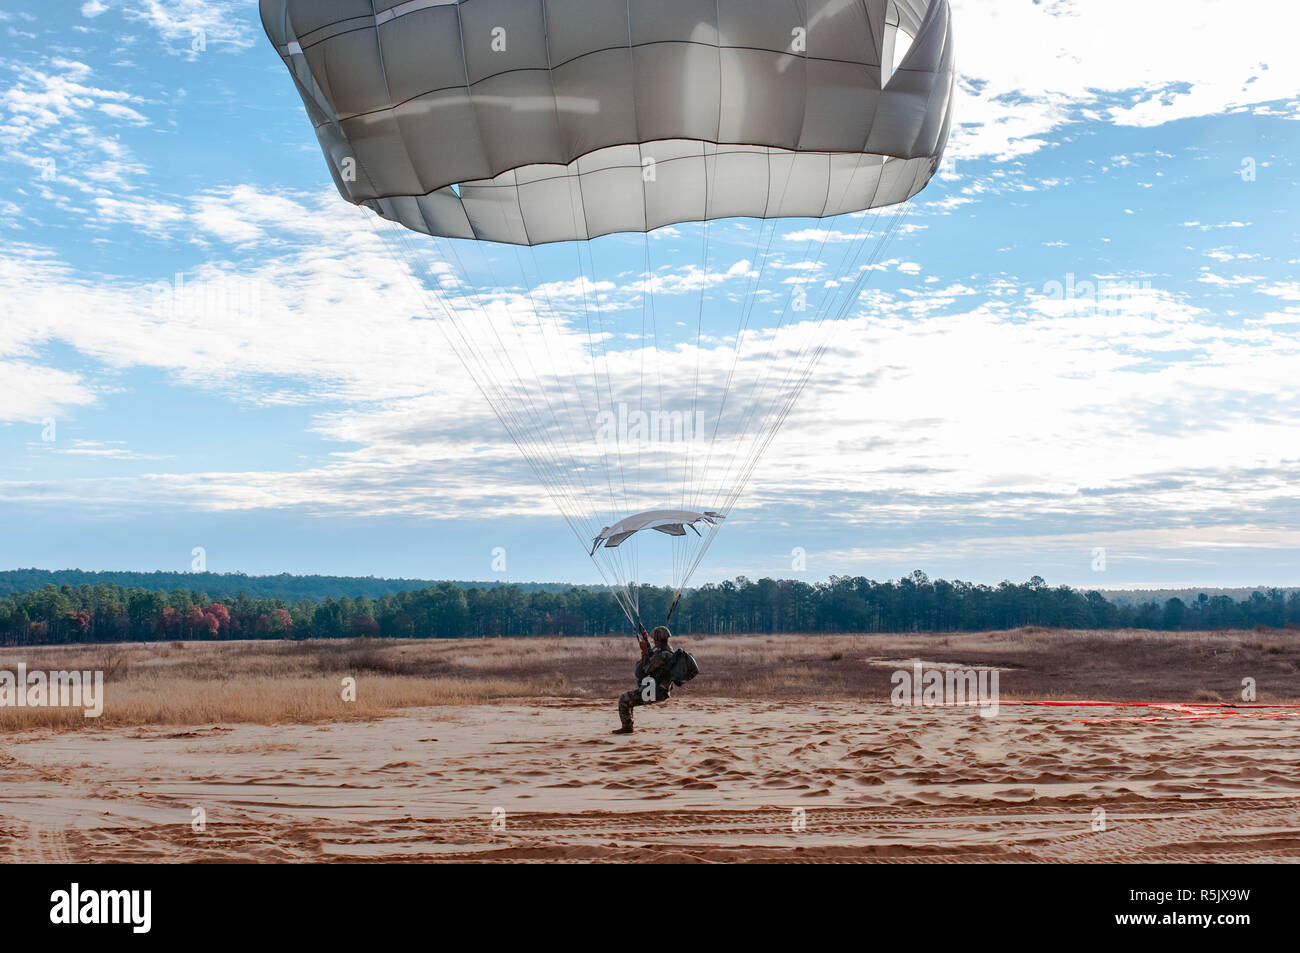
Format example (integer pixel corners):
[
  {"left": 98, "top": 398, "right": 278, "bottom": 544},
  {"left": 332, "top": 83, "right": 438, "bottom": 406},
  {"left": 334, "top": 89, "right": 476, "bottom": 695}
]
[{"left": 635, "top": 645, "right": 674, "bottom": 694}]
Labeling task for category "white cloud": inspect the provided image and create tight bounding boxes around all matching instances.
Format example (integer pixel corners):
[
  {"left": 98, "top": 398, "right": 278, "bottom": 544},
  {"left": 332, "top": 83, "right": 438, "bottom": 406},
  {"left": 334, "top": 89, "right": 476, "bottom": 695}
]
[
  {"left": 1182, "top": 221, "right": 1252, "bottom": 230},
  {"left": 0, "top": 361, "right": 97, "bottom": 422},
  {"left": 0, "top": 60, "right": 151, "bottom": 194},
  {"left": 92, "top": 195, "right": 189, "bottom": 237},
  {"left": 5, "top": 183, "right": 1300, "bottom": 546},
  {"left": 1260, "top": 282, "right": 1300, "bottom": 301},
  {"left": 121, "top": 0, "right": 257, "bottom": 52},
  {"left": 98, "top": 101, "right": 148, "bottom": 124},
  {"left": 947, "top": 0, "right": 1300, "bottom": 162}
]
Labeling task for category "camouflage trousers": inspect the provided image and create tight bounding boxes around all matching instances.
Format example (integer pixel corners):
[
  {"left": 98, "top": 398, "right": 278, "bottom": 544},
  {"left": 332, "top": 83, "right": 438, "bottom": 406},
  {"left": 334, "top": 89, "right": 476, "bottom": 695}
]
[{"left": 617, "top": 689, "right": 647, "bottom": 729}]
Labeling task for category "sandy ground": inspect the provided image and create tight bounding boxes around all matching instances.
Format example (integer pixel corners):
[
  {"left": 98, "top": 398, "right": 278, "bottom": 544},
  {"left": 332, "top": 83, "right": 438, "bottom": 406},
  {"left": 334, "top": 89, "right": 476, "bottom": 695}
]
[{"left": 4, "top": 697, "right": 1299, "bottom": 863}]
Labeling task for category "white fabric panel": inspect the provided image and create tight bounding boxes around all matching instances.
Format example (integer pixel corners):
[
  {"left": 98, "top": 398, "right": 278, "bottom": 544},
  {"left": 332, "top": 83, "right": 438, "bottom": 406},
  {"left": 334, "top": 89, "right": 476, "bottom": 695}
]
[
  {"left": 470, "top": 70, "right": 565, "bottom": 175},
  {"left": 394, "top": 89, "right": 487, "bottom": 193},
  {"left": 545, "top": 0, "right": 629, "bottom": 67},
  {"left": 719, "top": 48, "right": 805, "bottom": 148},
  {"left": 633, "top": 42, "right": 722, "bottom": 144},
  {"left": 578, "top": 165, "right": 648, "bottom": 240},
  {"left": 629, "top": 0, "right": 718, "bottom": 47},
  {"left": 801, "top": 59, "right": 876, "bottom": 152},
  {"left": 260, "top": 0, "right": 955, "bottom": 245},
  {"left": 551, "top": 49, "right": 637, "bottom": 158},
  {"left": 718, "top": 0, "right": 804, "bottom": 52},
  {"left": 378, "top": 6, "right": 466, "bottom": 105}
]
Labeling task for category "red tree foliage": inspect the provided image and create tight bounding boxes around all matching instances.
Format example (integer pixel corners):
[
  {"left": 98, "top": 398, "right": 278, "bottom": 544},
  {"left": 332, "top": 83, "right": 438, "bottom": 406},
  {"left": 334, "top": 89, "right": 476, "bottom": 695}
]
[{"left": 203, "top": 603, "right": 231, "bottom": 639}]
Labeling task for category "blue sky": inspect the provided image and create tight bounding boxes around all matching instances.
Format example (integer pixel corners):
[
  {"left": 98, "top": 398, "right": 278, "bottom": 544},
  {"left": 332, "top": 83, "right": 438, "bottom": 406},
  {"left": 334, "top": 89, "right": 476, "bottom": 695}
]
[{"left": 1, "top": 0, "right": 1298, "bottom": 591}]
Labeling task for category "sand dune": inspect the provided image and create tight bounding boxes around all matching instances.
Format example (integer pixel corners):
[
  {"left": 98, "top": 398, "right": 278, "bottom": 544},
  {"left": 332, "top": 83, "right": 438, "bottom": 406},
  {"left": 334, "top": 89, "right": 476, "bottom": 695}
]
[{"left": 3, "top": 698, "right": 1298, "bottom": 863}]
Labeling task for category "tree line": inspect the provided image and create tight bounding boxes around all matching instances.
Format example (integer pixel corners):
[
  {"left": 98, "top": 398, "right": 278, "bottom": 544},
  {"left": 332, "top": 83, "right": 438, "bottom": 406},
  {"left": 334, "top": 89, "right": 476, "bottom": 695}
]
[
  {"left": 3, "top": 571, "right": 1299, "bottom": 646},
  {"left": 0, "top": 568, "right": 584, "bottom": 601}
]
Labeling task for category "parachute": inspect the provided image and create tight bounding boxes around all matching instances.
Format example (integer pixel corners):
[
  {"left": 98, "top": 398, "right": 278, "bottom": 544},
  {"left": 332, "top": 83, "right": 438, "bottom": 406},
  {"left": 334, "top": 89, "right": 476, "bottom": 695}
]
[
  {"left": 591, "top": 509, "right": 724, "bottom": 554},
  {"left": 261, "top": 0, "right": 955, "bottom": 631}
]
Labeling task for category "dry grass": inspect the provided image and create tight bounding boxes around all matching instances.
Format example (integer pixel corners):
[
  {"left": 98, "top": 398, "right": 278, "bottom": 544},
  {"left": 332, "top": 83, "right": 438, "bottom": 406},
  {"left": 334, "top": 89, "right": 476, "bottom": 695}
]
[
  {"left": 0, "top": 638, "right": 569, "bottom": 730},
  {"left": 0, "top": 674, "right": 542, "bottom": 730},
  {"left": 1, "top": 627, "right": 1295, "bottom": 731}
]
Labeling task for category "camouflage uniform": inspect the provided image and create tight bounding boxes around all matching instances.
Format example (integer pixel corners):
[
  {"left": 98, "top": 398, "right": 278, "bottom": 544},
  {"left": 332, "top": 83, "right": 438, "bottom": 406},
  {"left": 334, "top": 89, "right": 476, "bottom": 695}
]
[{"left": 617, "top": 643, "right": 673, "bottom": 730}]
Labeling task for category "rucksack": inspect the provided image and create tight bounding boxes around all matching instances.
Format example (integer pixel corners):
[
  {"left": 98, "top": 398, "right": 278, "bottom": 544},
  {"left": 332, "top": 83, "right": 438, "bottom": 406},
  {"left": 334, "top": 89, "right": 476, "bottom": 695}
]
[{"left": 668, "top": 649, "right": 699, "bottom": 686}]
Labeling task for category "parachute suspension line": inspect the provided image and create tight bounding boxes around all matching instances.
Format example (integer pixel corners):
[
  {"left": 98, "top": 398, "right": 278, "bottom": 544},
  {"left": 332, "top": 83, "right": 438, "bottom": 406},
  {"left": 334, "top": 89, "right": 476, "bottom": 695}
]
[
  {"left": 529, "top": 0, "right": 635, "bottom": 605},
  {"left": 543, "top": 173, "right": 634, "bottom": 599},
  {"left": 380, "top": 190, "right": 624, "bottom": 562},
  {"left": 667, "top": 148, "right": 879, "bottom": 611},
  {"left": 388, "top": 19, "right": 606, "bottom": 553},
  {"left": 690, "top": 0, "right": 814, "bottom": 518},
  {"left": 714, "top": 212, "right": 903, "bottom": 532},
  {"left": 581, "top": 236, "right": 633, "bottom": 516},
  {"left": 672, "top": 156, "right": 876, "bottom": 601},
  {"left": 690, "top": 143, "right": 803, "bottom": 517},
  {"left": 435, "top": 242, "right": 569, "bottom": 501},
  {"left": 666, "top": 164, "right": 799, "bottom": 615},
  {"left": 515, "top": 241, "right": 631, "bottom": 544},
  {"left": 633, "top": 232, "right": 650, "bottom": 596},
  {"left": 435, "top": 232, "right": 602, "bottom": 543},
  {"left": 362, "top": 215, "right": 599, "bottom": 565},
  {"left": 563, "top": 214, "right": 649, "bottom": 614},
  {"left": 325, "top": 112, "right": 608, "bottom": 559},
  {"left": 451, "top": 3, "right": 625, "bottom": 584},
  {"left": 753, "top": 200, "right": 917, "bottom": 483},
  {"left": 474, "top": 237, "right": 619, "bottom": 549},
  {"left": 701, "top": 152, "right": 885, "bottom": 518},
  {"left": 674, "top": 184, "right": 910, "bottom": 604},
  {"left": 412, "top": 242, "right": 598, "bottom": 552},
  {"left": 631, "top": 225, "right": 667, "bottom": 624},
  {"left": 341, "top": 39, "right": 904, "bottom": 635},
  {"left": 596, "top": 557, "right": 642, "bottom": 630},
  {"left": 703, "top": 154, "right": 877, "bottom": 509},
  {"left": 507, "top": 241, "right": 606, "bottom": 540},
  {"left": 572, "top": 235, "right": 636, "bottom": 597},
  {"left": 506, "top": 256, "right": 629, "bottom": 601},
  {"left": 692, "top": 254, "right": 895, "bottom": 590},
  {"left": 347, "top": 116, "right": 788, "bottom": 636},
  {"left": 628, "top": 230, "right": 661, "bottom": 606},
  {"left": 624, "top": 39, "right": 648, "bottom": 626},
  {"left": 696, "top": 174, "right": 855, "bottom": 519},
  {"left": 678, "top": 140, "right": 720, "bottom": 597},
  {"left": 662, "top": 0, "right": 833, "bottom": 600},
  {"left": 513, "top": 0, "right": 599, "bottom": 530},
  {"left": 357, "top": 175, "right": 902, "bottom": 638},
  {"left": 715, "top": 204, "right": 911, "bottom": 528},
  {"left": 683, "top": 168, "right": 711, "bottom": 515}
]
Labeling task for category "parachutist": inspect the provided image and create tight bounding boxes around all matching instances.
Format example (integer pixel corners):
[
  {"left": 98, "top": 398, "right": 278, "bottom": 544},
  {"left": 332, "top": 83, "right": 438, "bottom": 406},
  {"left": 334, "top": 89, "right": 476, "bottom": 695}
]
[{"left": 613, "top": 625, "right": 699, "bottom": 734}]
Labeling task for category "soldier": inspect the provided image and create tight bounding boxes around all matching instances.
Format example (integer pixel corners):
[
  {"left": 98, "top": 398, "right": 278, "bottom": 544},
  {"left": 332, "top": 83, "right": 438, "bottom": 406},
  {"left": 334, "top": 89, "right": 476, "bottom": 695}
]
[{"left": 612, "top": 625, "right": 674, "bottom": 734}]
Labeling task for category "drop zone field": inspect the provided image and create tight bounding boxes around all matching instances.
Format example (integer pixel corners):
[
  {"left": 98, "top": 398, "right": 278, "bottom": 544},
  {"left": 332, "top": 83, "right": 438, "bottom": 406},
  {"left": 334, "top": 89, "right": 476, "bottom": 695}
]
[{"left": 2, "top": 630, "right": 1298, "bottom": 862}]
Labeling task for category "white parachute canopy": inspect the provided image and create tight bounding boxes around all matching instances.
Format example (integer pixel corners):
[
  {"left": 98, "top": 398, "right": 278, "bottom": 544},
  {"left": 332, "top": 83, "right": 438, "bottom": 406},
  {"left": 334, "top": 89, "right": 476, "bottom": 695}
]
[
  {"left": 593, "top": 509, "right": 724, "bottom": 553},
  {"left": 262, "top": 0, "right": 955, "bottom": 628}
]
